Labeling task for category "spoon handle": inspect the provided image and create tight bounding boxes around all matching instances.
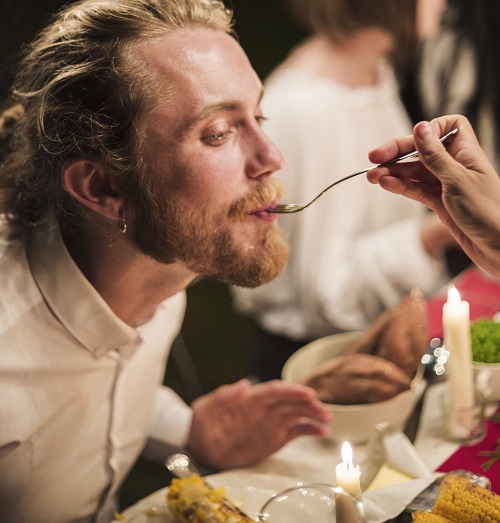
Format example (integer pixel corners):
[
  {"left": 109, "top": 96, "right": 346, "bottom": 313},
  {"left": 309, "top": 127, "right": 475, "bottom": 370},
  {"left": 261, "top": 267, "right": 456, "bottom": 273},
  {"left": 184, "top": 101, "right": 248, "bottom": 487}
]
[{"left": 165, "top": 453, "right": 201, "bottom": 479}]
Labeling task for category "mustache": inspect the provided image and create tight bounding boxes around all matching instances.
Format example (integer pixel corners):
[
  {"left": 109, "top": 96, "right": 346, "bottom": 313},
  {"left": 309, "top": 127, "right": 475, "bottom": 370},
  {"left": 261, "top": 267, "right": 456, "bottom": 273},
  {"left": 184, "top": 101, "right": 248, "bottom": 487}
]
[{"left": 228, "top": 179, "right": 285, "bottom": 219}]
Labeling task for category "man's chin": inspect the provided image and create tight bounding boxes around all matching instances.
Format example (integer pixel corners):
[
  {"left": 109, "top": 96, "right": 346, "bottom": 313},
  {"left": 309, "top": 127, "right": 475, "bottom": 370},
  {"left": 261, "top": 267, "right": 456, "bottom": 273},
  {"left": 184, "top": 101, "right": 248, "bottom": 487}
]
[
  {"left": 229, "top": 232, "right": 289, "bottom": 288},
  {"left": 177, "top": 221, "right": 289, "bottom": 288}
]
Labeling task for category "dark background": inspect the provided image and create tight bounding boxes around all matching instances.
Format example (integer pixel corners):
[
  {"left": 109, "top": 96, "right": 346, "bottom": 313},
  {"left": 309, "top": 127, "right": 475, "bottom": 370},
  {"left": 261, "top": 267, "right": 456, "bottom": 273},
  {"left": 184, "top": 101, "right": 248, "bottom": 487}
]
[
  {"left": 0, "top": 0, "right": 306, "bottom": 100},
  {"left": 0, "top": 0, "right": 307, "bottom": 509}
]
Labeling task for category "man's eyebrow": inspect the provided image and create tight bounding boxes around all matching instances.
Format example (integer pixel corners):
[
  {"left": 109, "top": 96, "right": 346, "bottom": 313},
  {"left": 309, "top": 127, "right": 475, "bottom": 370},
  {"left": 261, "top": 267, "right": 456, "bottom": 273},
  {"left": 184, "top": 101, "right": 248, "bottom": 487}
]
[
  {"left": 190, "top": 101, "right": 241, "bottom": 125},
  {"left": 183, "top": 90, "right": 265, "bottom": 132}
]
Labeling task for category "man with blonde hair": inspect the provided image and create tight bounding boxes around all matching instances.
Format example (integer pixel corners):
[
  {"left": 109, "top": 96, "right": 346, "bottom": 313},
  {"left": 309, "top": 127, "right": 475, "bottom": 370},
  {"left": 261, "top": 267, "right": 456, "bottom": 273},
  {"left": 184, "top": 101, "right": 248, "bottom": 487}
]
[{"left": 0, "top": 1, "right": 331, "bottom": 520}]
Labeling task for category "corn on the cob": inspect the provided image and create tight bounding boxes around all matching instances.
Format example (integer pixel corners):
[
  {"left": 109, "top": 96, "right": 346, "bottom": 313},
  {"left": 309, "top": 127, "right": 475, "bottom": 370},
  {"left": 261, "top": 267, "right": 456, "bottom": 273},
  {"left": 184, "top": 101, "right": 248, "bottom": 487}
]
[
  {"left": 412, "top": 510, "right": 454, "bottom": 522},
  {"left": 166, "top": 475, "right": 254, "bottom": 523},
  {"left": 433, "top": 475, "right": 500, "bottom": 523}
]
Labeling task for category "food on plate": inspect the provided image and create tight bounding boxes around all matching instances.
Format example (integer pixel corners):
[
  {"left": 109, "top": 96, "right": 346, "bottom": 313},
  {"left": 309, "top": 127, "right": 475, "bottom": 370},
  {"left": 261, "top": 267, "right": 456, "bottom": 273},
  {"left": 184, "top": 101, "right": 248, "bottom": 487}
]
[
  {"left": 471, "top": 319, "right": 500, "bottom": 363},
  {"left": 347, "top": 288, "right": 428, "bottom": 378},
  {"left": 303, "top": 353, "right": 411, "bottom": 404},
  {"left": 166, "top": 475, "right": 253, "bottom": 523},
  {"left": 411, "top": 475, "right": 500, "bottom": 522},
  {"left": 412, "top": 511, "right": 453, "bottom": 522},
  {"left": 432, "top": 474, "right": 500, "bottom": 522}
]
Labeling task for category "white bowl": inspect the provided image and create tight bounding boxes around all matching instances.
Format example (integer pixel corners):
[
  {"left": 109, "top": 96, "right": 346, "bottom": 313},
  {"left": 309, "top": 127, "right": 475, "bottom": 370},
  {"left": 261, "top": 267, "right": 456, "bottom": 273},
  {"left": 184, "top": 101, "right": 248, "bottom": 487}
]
[
  {"left": 473, "top": 362, "right": 500, "bottom": 403},
  {"left": 282, "top": 332, "right": 423, "bottom": 443},
  {"left": 471, "top": 316, "right": 500, "bottom": 403}
]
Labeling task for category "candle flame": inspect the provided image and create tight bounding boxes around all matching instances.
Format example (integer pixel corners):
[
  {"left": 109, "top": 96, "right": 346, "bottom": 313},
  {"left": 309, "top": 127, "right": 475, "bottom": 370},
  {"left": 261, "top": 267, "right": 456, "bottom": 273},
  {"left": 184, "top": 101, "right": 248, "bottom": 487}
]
[
  {"left": 341, "top": 441, "right": 353, "bottom": 465},
  {"left": 447, "top": 285, "right": 461, "bottom": 305}
]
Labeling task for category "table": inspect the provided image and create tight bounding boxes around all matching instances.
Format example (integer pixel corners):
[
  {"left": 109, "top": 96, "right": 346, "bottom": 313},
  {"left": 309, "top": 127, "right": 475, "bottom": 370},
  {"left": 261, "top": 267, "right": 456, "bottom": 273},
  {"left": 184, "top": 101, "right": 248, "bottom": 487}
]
[
  {"left": 121, "top": 266, "right": 500, "bottom": 521},
  {"left": 241, "top": 265, "right": 500, "bottom": 492},
  {"left": 217, "top": 381, "right": 500, "bottom": 522},
  {"left": 119, "top": 385, "right": 499, "bottom": 522},
  {"left": 415, "top": 383, "right": 500, "bottom": 493}
]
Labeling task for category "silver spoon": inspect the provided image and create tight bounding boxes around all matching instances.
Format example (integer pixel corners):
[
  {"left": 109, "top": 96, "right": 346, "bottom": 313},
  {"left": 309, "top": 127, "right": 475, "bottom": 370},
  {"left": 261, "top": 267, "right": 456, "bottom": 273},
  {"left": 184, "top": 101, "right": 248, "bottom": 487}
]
[
  {"left": 165, "top": 453, "right": 254, "bottom": 520},
  {"left": 120, "top": 455, "right": 201, "bottom": 520},
  {"left": 165, "top": 452, "right": 202, "bottom": 479},
  {"left": 267, "top": 128, "right": 459, "bottom": 214}
]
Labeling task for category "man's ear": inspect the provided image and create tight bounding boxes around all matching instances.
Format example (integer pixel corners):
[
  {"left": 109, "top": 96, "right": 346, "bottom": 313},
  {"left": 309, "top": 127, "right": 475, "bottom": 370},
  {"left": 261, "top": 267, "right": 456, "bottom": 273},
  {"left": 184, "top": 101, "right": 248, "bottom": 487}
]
[{"left": 61, "top": 159, "right": 123, "bottom": 221}]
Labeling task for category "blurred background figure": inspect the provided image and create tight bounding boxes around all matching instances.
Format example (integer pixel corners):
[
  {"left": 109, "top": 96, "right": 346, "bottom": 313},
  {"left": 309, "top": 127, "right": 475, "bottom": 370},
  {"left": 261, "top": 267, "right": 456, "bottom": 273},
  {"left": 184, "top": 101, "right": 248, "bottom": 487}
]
[
  {"left": 233, "top": 0, "right": 458, "bottom": 382},
  {"left": 409, "top": 0, "right": 500, "bottom": 170}
]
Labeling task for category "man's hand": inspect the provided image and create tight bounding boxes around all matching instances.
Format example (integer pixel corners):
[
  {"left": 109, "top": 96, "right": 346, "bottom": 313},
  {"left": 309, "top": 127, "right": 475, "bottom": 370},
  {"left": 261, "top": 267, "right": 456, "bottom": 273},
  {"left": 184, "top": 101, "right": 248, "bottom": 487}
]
[{"left": 187, "top": 379, "right": 332, "bottom": 470}]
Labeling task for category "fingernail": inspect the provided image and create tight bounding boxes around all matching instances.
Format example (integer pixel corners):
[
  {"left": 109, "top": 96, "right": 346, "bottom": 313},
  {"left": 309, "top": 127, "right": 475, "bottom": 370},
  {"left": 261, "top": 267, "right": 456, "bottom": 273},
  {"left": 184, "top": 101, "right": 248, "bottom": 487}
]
[
  {"left": 222, "top": 380, "right": 248, "bottom": 398},
  {"left": 234, "top": 378, "right": 249, "bottom": 389},
  {"left": 415, "top": 121, "right": 433, "bottom": 140}
]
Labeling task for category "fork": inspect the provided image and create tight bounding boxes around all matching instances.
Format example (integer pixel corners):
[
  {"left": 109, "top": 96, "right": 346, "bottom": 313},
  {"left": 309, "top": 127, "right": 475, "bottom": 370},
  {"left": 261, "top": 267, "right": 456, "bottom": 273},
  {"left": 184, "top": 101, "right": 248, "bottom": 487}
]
[{"left": 267, "top": 128, "right": 459, "bottom": 214}]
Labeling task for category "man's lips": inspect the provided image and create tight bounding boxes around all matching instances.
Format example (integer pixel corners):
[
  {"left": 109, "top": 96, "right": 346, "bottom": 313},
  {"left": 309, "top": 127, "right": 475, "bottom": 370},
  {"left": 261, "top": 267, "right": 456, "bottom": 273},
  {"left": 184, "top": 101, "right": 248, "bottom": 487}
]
[
  {"left": 248, "top": 201, "right": 277, "bottom": 217},
  {"left": 248, "top": 200, "right": 276, "bottom": 214}
]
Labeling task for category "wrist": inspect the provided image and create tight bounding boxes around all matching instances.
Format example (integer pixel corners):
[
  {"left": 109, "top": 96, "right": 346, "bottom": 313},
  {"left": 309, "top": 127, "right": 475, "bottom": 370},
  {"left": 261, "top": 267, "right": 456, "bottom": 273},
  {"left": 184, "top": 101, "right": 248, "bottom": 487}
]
[{"left": 420, "top": 213, "right": 457, "bottom": 259}]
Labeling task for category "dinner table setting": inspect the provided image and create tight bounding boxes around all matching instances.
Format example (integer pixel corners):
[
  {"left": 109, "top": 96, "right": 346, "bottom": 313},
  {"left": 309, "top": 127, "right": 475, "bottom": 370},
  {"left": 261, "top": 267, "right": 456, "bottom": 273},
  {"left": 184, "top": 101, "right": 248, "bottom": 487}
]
[{"left": 115, "top": 264, "right": 500, "bottom": 523}]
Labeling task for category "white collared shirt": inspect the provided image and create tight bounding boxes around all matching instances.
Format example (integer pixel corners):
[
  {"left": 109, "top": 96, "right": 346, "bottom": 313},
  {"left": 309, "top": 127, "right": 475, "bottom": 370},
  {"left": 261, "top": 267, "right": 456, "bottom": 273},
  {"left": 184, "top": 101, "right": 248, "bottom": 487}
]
[{"left": 0, "top": 225, "right": 190, "bottom": 522}]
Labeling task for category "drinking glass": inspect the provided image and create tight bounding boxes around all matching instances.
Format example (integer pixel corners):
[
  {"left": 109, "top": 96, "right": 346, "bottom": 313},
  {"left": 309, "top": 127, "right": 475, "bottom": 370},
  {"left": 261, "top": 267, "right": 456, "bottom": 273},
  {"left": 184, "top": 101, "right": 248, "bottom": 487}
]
[{"left": 256, "top": 483, "right": 367, "bottom": 523}]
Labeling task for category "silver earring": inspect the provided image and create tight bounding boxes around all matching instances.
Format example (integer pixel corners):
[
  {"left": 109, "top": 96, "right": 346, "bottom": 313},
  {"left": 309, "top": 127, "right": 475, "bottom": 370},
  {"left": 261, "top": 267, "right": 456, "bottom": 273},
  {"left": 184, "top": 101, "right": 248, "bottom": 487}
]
[{"left": 118, "top": 215, "right": 127, "bottom": 234}]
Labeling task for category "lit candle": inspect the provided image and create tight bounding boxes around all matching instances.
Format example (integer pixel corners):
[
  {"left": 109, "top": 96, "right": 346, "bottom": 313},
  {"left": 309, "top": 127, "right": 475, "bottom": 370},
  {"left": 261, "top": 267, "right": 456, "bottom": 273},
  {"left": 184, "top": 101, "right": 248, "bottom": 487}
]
[
  {"left": 335, "top": 441, "right": 362, "bottom": 500},
  {"left": 442, "top": 286, "right": 475, "bottom": 438}
]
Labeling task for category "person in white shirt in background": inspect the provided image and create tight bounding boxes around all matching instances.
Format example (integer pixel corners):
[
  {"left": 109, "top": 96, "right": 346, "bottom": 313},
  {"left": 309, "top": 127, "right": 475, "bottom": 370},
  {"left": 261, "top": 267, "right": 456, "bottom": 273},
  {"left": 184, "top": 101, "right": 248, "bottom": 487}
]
[
  {"left": 0, "top": 1, "right": 332, "bottom": 521},
  {"left": 232, "top": 0, "right": 458, "bottom": 381}
]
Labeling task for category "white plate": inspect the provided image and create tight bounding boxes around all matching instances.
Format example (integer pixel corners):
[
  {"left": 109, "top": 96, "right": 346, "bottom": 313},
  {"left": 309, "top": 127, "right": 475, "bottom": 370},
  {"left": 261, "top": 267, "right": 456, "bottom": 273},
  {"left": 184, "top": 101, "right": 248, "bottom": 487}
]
[{"left": 115, "top": 471, "right": 303, "bottom": 522}]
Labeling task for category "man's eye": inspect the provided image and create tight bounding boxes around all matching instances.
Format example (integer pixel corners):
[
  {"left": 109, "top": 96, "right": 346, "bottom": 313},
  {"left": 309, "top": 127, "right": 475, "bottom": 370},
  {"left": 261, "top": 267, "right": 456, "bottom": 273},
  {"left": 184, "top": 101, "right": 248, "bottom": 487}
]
[
  {"left": 256, "top": 115, "right": 268, "bottom": 125},
  {"left": 202, "top": 130, "right": 233, "bottom": 145}
]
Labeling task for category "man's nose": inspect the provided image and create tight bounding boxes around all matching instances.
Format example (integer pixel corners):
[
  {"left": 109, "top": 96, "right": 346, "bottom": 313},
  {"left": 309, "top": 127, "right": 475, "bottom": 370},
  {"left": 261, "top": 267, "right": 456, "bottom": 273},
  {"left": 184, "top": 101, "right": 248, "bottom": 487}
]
[{"left": 246, "top": 130, "right": 284, "bottom": 179}]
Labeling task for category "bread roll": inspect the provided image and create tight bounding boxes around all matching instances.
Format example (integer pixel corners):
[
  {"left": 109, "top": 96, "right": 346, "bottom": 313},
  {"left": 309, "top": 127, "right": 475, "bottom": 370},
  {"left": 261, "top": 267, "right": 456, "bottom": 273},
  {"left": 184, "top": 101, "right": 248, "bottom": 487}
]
[
  {"left": 344, "top": 306, "right": 397, "bottom": 356},
  {"left": 376, "top": 288, "right": 428, "bottom": 378},
  {"left": 304, "top": 353, "right": 412, "bottom": 404}
]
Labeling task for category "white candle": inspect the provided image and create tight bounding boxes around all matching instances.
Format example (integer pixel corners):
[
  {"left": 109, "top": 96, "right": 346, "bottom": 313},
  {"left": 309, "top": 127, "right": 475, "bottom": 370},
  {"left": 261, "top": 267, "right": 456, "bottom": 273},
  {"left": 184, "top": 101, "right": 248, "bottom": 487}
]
[
  {"left": 442, "top": 286, "right": 475, "bottom": 437},
  {"left": 335, "top": 441, "right": 362, "bottom": 500}
]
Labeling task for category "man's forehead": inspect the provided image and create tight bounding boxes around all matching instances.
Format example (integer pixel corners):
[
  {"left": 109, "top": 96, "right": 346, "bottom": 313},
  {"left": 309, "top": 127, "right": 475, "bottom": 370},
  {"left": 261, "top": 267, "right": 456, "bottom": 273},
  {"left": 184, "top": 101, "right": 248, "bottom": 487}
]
[
  {"left": 133, "top": 26, "right": 249, "bottom": 77},
  {"left": 135, "top": 27, "right": 262, "bottom": 126}
]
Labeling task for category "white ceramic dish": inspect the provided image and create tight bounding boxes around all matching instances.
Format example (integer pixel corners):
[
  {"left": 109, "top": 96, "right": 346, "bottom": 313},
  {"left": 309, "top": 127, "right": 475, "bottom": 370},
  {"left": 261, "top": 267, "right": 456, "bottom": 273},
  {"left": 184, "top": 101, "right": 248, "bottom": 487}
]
[
  {"left": 282, "top": 331, "right": 423, "bottom": 443},
  {"left": 473, "top": 361, "right": 500, "bottom": 403},
  {"left": 471, "top": 315, "right": 500, "bottom": 403},
  {"left": 115, "top": 471, "right": 303, "bottom": 522}
]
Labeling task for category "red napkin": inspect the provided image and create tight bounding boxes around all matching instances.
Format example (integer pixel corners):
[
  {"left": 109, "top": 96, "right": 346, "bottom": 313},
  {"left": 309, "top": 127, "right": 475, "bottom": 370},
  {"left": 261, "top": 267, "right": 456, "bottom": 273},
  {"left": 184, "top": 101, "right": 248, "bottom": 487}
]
[
  {"left": 436, "top": 413, "right": 500, "bottom": 494},
  {"left": 427, "top": 266, "right": 500, "bottom": 340}
]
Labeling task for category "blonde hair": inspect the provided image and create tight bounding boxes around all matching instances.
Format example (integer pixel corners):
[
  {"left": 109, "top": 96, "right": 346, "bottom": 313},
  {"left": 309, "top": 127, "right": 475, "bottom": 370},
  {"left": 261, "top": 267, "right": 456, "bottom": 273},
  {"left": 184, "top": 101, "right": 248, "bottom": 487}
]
[{"left": 0, "top": 0, "right": 233, "bottom": 238}]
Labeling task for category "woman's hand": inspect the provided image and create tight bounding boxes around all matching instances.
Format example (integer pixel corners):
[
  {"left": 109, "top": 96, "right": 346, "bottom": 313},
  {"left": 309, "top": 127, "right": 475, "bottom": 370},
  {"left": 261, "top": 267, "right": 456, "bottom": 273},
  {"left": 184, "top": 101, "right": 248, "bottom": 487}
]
[{"left": 367, "top": 115, "right": 500, "bottom": 276}]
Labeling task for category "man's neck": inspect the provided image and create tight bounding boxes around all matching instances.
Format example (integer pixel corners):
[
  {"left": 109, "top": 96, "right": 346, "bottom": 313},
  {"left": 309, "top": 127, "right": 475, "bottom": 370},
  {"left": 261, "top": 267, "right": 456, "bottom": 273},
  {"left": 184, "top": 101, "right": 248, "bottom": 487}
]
[{"left": 62, "top": 228, "right": 195, "bottom": 327}]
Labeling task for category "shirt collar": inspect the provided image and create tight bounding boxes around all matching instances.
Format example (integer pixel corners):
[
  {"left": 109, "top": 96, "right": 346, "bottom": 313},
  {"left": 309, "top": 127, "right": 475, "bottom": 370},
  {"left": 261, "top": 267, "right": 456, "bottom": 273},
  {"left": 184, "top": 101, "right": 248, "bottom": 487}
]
[{"left": 27, "top": 224, "right": 140, "bottom": 357}]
